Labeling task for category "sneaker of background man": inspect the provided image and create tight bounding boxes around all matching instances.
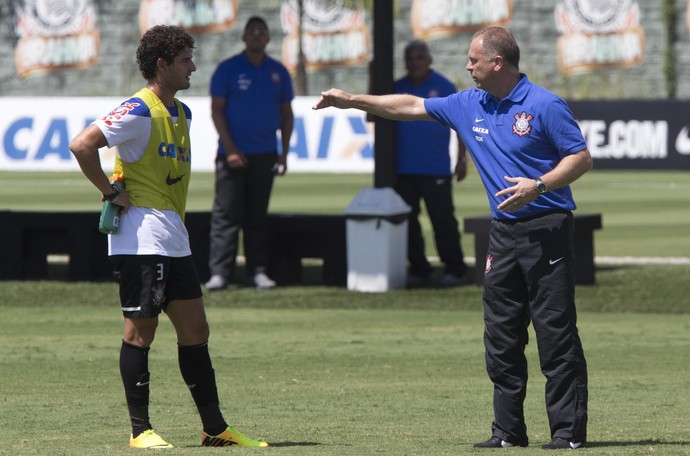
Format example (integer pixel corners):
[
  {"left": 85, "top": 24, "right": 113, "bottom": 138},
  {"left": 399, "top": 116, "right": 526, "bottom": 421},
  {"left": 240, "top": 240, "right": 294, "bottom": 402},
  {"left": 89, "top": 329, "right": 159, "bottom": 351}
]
[
  {"left": 201, "top": 426, "right": 269, "bottom": 447},
  {"left": 542, "top": 438, "right": 584, "bottom": 450},
  {"left": 205, "top": 274, "right": 227, "bottom": 291},
  {"left": 439, "top": 273, "right": 467, "bottom": 287},
  {"left": 253, "top": 271, "right": 276, "bottom": 290},
  {"left": 129, "top": 429, "right": 173, "bottom": 449},
  {"left": 406, "top": 273, "right": 433, "bottom": 288}
]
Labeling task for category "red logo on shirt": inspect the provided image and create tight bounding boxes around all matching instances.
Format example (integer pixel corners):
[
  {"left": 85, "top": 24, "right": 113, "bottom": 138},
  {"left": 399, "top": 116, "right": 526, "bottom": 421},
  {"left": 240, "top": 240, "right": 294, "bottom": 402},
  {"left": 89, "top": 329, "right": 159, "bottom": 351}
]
[
  {"left": 102, "top": 102, "right": 141, "bottom": 126},
  {"left": 512, "top": 111, "right": 533, "bottom": 136}
]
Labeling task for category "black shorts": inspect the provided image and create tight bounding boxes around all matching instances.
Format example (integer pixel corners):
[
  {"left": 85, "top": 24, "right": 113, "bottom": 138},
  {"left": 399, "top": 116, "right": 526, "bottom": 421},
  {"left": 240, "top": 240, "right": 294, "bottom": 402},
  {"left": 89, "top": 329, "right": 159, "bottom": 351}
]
[{"left": 110, "top": 255, "right": 203, "bottom": 318}]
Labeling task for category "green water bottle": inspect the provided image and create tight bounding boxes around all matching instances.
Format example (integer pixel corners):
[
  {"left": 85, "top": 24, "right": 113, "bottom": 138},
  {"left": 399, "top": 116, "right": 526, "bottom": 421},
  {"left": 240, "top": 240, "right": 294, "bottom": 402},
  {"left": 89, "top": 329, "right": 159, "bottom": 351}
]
[{"left": 99, "top": 180, "right": 125, "bottom": 234}]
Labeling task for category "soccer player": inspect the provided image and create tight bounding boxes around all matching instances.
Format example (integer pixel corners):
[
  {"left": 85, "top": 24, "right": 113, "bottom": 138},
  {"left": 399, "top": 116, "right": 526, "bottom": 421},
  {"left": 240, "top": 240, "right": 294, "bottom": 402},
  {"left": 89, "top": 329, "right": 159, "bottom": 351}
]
[
  {"left": 69, "top": 25, "right": 268, "bottom": 449},
  {"left": 313, "top": 26, "right": 591, "bottom": 450}
]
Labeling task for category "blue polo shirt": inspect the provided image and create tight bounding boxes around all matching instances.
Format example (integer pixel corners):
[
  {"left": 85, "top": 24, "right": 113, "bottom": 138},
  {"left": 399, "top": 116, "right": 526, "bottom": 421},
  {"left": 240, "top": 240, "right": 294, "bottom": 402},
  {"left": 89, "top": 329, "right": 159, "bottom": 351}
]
[
  {"left": 210, "top": 51, "right": 294, "bottom": 155},
  {"left": 424, "top": 74, "right": 587, "bottom": 220},
  {"left": 395, "top": 70, "right": 457, "bottom": 176}
]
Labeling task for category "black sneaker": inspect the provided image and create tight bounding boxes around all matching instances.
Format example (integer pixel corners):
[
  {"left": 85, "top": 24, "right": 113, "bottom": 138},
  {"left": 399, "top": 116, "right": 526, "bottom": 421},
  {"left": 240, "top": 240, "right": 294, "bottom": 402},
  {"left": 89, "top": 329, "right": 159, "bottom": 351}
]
[
  {"left": 439, "top": 273, "right": 467, "bottom": 287},
  {"left": 406, "top": 273, "right": 433, "bottom": 288},
  {"left": 474, "top": 436, "right": 528, "bottom": 448},
  {"left": 542, "top": 438, "right": 584, "bottom": 449}
]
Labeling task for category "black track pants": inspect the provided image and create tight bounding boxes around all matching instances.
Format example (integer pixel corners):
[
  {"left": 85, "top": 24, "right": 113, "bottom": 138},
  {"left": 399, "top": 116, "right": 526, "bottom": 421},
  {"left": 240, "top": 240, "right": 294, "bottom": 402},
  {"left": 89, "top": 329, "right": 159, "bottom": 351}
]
[{"left": 481, "top": 211, "right": 588, "bottom": 444}]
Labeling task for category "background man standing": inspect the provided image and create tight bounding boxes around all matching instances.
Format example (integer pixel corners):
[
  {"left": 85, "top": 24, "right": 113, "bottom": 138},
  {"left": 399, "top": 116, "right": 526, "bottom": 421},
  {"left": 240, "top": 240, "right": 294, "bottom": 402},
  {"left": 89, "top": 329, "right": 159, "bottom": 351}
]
[
  {"left": 206, "top": 16, "right": 294, "bottom": 291},
  {"left": 394, "top": 40, "right": 468, "bottom": 287}
]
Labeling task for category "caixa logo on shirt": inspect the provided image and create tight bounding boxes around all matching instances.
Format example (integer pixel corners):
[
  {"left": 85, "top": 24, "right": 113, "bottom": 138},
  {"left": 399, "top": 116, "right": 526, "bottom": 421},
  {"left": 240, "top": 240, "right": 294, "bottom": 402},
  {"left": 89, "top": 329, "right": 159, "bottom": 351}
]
[{"left": 157, "top": 142, "right": 190, "bottom": 162}]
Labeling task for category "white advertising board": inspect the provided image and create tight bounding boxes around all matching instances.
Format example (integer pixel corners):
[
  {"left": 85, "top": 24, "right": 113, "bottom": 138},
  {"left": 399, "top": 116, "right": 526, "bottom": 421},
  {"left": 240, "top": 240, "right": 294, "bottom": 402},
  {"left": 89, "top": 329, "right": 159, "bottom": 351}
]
[{"left": 0, "top": 96, "right": 375, "bottom": 173}]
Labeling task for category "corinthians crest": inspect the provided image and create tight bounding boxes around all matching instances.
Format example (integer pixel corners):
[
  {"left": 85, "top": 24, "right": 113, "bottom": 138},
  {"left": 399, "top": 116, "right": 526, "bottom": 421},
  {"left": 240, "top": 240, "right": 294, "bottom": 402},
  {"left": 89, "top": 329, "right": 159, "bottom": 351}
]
[
  {"left": 512, "top": 112, "right": 533, "bottom": 137},
  {"left": 554, "top": 0, "right": 645, "bottom": 74},
  {"left": 280, "top": 0, "right": 371, "bottom": 72},
  {"left": 556, "top": 0, "right": 638, "bottom": 32},
  {"left": 14, "top": 0, "right": 101, "bottom": 78}
]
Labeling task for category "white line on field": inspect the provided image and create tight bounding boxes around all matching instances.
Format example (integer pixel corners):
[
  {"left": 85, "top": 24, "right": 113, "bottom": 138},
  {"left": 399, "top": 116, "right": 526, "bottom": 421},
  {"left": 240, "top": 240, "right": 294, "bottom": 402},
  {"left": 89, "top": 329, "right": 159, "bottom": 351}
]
[
  {"left": 461, "top": 256, "right": 690, "bottom": 266},
  {"left": 594, "top": 256, "right": 690, "bottom": 265},
  {"left": 46, "top": 254, "right": 690, "bottom": 266}
]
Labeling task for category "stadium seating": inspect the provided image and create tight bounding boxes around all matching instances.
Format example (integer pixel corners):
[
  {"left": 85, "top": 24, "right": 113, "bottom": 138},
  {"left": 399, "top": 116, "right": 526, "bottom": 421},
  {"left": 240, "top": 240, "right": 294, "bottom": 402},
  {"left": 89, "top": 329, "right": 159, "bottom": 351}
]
[{"left": 0, "top": 211, "right": 347, "bottom": 286}]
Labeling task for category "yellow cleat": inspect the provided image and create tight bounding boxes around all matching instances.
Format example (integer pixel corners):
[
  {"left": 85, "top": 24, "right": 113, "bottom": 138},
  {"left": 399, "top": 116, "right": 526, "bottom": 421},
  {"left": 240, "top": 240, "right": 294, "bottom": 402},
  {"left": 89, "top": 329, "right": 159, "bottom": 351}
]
[
  {"left": 129, "top": 429, "right": 173, "bottom": 449},
  {"left": 201, "top": 426, "right": 268, "bottom": 447}
]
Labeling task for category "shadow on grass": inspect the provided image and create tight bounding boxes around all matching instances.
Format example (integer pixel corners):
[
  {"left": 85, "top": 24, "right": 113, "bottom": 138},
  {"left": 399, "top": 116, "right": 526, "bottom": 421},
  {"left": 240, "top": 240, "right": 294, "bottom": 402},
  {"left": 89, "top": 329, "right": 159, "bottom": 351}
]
[
  {"left": 199, "top": 262, "right": 479, "bottom": 289},
  {"left": 587, "top": 439, "right": 690, "bottom": 448},
  {"left": 594, "top": 264, "right": 636, "bottom": 272},
  {"left": 183, "top": 441, "right": 327, "bottom": 449},
  {"left": 268, "top": 441, "right": 330, "bottom": 447},
  {"left": 270, "top": 263, "right": 479, "bottom": 289}
]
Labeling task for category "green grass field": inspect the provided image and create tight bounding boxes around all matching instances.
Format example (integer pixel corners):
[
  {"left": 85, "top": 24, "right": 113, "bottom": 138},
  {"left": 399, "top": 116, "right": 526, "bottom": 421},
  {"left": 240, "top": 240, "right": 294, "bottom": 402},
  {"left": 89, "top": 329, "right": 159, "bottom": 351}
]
[
  {"left": 1, "top": 170, "right": 689, "bottom": 455},
  {"left": 1, "top": 292, "right": 689, "bottom": 455}
]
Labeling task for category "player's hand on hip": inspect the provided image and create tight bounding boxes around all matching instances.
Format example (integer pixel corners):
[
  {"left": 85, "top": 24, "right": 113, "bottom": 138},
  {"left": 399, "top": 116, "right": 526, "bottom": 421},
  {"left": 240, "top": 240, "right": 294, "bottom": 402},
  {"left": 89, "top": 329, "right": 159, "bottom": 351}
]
[{"left": 104, "top": 188, "right": 131, "bottom": 212}]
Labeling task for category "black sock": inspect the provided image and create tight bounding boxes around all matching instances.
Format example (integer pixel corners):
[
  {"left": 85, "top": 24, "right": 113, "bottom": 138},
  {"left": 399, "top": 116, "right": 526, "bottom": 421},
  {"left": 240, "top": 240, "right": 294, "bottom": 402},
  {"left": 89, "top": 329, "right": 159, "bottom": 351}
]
[
  {"left": 120, "top": 340, "right": 152, "bottom": 438},
  {"left": 178, "top": 342, "right": 227, "bottom": 435}
]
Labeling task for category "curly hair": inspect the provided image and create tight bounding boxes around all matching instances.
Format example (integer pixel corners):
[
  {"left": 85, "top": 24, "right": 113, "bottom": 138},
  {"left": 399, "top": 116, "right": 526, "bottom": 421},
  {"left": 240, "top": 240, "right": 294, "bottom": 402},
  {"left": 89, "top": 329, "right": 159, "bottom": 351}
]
[{"left": 136, "top": 25, "right": 195, "bottom": 80}]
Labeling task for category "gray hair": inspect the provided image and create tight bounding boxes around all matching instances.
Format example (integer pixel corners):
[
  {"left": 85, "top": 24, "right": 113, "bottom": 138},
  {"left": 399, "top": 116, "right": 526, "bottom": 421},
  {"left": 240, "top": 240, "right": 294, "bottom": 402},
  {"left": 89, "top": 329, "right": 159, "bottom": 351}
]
[{"left": 472, "top": 27, "right": 520, "bottom": 69}]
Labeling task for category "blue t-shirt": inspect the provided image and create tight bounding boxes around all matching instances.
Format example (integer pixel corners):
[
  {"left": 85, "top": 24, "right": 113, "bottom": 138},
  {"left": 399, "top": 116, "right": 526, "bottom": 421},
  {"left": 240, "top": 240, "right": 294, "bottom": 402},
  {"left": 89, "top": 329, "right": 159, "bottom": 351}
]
[
  {"left": 424, "top": 74, "right": 587, "bottom": 220},
  {"left": 395, "top": 70, "right": 457, "bottom": 176},
  {"left": 210, "top": 51, "right": 294, "bottom": 155}
]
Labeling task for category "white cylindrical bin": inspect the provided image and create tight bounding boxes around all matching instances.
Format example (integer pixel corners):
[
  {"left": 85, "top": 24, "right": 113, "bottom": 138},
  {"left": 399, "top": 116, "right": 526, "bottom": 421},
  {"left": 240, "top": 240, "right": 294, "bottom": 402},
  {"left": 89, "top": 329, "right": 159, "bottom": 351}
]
[{"left": 344, "top": 187, "right": 411, "bottom": 292}]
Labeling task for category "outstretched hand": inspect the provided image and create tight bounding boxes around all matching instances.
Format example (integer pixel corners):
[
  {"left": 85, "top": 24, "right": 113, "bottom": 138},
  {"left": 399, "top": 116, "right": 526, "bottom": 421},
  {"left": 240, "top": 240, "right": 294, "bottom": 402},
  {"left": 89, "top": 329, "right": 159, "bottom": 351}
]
[{"left": 312, "top": 88, "right": 350, "bottom": 110}]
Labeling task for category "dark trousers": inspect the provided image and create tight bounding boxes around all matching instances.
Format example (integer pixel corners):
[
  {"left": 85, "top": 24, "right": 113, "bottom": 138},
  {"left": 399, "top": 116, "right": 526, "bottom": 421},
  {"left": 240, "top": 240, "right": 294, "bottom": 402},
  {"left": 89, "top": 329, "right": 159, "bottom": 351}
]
[
  {"left": 208, "top": 152, "right": 276, "bottom": 281},
  {"left": 482, "top": 211, "right": 588, "bottom": 444},
  {"left": 394, "top": 174, "right": 467, "bottom": 277}
]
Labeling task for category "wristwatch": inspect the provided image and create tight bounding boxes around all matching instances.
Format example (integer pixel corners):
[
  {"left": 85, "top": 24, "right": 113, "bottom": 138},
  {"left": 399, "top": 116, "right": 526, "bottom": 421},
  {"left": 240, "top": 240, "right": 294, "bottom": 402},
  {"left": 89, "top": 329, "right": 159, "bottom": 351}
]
[
  {"left": 535, "top": 178, "right": 548, "bottom": 194},
  {"left": 104, "top": 184, "right": 120, "bottom": 202}
]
